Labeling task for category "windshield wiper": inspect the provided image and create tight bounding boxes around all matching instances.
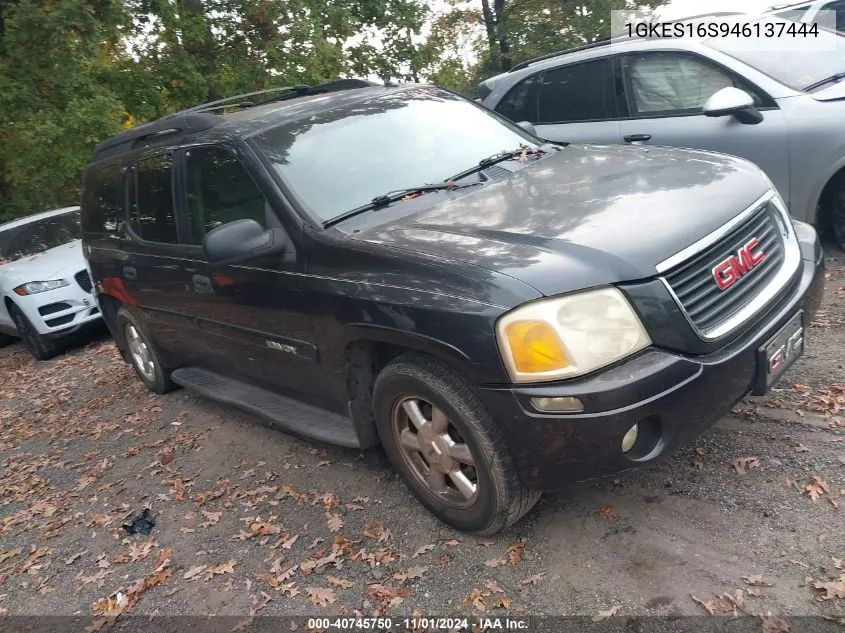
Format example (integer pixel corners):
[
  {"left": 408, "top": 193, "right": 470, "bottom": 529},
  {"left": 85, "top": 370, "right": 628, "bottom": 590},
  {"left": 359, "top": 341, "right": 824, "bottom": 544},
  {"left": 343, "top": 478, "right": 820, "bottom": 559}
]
[
  {"left": 324, "top": 181, "right": 481, "bottom": 227},
  {"left": 804, "top": 71, "right": 845, "bottom": 92},
  {"left": 447, "top": 145, "right": 544, "bottom": 182}
]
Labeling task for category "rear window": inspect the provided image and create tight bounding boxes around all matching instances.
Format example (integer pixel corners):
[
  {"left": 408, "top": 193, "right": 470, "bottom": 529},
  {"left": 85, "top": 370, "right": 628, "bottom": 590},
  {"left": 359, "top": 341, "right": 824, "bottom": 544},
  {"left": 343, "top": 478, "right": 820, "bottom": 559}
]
[
  {"left": 704, "top": 19, "right": 845, "bottom": 90},
  {"left": 0, "top": 210, "right": 81, "bottom": 263}
]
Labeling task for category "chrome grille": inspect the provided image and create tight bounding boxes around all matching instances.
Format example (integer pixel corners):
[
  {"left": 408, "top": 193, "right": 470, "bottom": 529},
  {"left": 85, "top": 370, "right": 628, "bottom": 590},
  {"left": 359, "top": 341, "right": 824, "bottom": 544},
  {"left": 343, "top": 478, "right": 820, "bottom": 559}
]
[{"left": 663, "top": 202, "right": 785, "bottom": 335}]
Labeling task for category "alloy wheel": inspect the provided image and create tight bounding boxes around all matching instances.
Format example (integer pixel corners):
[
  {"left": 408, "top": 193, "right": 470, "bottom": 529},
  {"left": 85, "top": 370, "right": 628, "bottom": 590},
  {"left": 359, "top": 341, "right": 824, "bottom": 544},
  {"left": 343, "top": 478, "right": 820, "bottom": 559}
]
[
  {"left": 390, "top": 395, "right": 479, "bottom": 508},
  {"left": 125, "top": 323, "right": 156, "bottom": 381}
]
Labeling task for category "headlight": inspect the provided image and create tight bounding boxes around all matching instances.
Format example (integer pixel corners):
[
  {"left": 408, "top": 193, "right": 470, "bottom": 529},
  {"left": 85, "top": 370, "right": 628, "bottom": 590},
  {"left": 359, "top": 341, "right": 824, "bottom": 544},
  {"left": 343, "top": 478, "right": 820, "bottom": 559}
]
[
  {"left": 13, "top": 279, "right": 70, "bottom": 296},
  {"left": 496, "top": 287, "right": 651, "bottom": 383}
]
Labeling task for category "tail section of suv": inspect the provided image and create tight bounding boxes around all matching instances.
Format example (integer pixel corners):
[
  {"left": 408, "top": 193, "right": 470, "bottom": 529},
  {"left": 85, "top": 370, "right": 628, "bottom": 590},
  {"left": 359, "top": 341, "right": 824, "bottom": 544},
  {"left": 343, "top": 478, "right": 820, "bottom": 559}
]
[{"left": 81, "top": 80, "right": 824, "bottom": 534}]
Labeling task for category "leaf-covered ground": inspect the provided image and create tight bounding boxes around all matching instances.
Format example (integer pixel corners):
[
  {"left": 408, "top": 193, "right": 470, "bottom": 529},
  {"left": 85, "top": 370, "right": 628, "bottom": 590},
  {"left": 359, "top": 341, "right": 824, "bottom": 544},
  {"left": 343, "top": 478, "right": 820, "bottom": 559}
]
[{"left": 0, "top": 251, "right": 843, "bottom": 629}]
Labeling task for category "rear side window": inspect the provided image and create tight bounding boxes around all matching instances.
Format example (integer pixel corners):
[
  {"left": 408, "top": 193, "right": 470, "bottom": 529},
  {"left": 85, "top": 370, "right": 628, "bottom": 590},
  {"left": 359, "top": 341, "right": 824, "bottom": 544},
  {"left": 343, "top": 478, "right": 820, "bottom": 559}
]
[
  {"left": 537, "top": 58, "right": 617, "bottom": 123},
  {"left": 82, "top": 165, "right": 124, "bottom": 238},
  {"left": 495, "top": 75, "right": 541, "bottom": 123},
  {"left": 184, "top": 146, "right": 266, "bottom": 245},
  {"left": 128, "top": 154, "right": 177, "bottom": 243}
]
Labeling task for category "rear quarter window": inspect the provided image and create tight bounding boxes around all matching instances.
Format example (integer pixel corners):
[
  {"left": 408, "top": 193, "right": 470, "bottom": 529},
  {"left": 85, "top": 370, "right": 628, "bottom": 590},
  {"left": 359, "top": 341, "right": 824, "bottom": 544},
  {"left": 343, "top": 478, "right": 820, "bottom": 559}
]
[{"left": 82, "top": 164, "right": 125, "bottom": 239}]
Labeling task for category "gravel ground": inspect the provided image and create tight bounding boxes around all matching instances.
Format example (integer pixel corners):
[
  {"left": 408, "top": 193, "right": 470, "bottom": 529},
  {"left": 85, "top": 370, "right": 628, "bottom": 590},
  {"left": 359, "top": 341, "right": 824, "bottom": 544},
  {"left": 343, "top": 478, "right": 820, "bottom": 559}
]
[{"left": 0, "top": 249, "right": 842, "bottom": 631}]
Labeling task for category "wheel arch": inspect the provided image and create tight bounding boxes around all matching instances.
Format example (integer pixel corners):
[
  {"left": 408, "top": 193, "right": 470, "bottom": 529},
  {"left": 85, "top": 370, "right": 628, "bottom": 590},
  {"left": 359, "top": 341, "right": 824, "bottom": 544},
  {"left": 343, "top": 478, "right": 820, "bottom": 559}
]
[
  {"left": 807, "top": 155, "right": 845, "bottom": 227},
  {"left": 342, "top": 325, "right": 484, "bottom": 450}
]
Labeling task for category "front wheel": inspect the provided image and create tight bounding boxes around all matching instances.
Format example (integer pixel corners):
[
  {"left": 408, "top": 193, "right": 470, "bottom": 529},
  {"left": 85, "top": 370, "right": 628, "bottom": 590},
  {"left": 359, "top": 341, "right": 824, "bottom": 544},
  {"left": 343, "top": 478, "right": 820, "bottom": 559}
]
[
  {"left": 373, "top": 353, "right": 540, "bottom": 535},
  {"left": 9, "top": 305, "right": 59, "bottom": 360}
]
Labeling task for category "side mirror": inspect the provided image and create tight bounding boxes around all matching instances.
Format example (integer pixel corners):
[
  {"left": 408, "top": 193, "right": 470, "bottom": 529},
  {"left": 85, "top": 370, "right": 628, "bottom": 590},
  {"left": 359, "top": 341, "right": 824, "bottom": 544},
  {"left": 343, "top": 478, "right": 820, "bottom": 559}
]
[
  {"left": 516, "top": 120, "right": 538, "bottom": 136},
  {"left": 703, "top": 87, "right": 763, "bottom": 125},
  {"left": 203, "top": 219, "right": 288, "bottom": 265}
]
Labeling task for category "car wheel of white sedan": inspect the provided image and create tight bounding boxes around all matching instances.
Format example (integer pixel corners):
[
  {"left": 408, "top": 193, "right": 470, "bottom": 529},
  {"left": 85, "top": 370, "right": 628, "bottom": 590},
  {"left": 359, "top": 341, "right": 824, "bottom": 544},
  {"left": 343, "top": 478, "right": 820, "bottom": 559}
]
[{"left": 9, "top": 305, "right": 59, "bottom": 361}]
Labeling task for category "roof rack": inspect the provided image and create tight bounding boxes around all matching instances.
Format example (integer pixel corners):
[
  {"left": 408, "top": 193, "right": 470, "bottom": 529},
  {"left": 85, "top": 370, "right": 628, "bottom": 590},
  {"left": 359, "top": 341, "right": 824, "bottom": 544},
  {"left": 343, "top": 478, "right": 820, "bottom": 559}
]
[
  {"left": 508, "top": 37, "right": 613, "bottom": 73},
  {"left": 92, "top": 78, "right": 380, "bottom": 161}
]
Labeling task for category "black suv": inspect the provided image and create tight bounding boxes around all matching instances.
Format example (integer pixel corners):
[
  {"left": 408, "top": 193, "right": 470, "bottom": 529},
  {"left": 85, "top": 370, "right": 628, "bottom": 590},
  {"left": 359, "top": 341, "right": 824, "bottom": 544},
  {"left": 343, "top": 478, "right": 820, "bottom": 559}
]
[{"left": 81, "top": 79, "right": 824, "bottom": 534}]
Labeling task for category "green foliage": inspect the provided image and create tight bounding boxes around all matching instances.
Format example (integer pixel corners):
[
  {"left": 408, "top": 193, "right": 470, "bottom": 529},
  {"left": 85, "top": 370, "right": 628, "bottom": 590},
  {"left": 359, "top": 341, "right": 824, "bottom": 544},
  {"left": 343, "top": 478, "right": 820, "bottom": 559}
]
[{"left": 425, "top": 0, "right": 668, "bottom": 94}]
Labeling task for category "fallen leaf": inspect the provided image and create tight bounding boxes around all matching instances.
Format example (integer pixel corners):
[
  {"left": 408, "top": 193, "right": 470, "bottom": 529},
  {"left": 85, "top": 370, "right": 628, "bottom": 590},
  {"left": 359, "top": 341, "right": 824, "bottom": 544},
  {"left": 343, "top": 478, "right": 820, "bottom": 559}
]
[
  {"left": 278, "top": 534, "right": 298, "bottom": 550},
  {"left": 405, "top": 565, "right": 428, "bottom": 580},
  {"left": 205, "top": 560, "right": 237, "bottom": 581},
  {"left": 249, "top": 591, "right": 271, "bottom": 616},
  {"left": 64, "top": 551, "right": 87, "bottom": 565},
  {"left": 746, "top": 587, "right": 766, "bottom": 597},
  {"left": 506, "top": 542, "right": 525, "bottom": 566},
  {"left": 485, "top": 580, "right": 504, "bottom": 594},
  {"left": 730, "top": 457, "right": 760, "bottom": 474},
  {"left": 598, "top": 505, "right": 618, "bottom": 519},
  {"left": 761, "top": 613, "right": 790, "bottom": 633},
  {"left": 326, "top": 576, "right": 354, "bottom": 589},
  {"left": 519, "top": 573, "right": 544, "bottom": 587},
  {"left": 306, "top": 587, "right": 337, "bottom": 606},
  {"left": 326, "top": 512, "right": 344, "bottom": 533},
  {"left": 692, "top": 594, "right": 732, "bottom": 615},
  {"left": 412, "top": 543, "right": 435, "bottom": 558},
  {"left": 484, "top": 558, "right": 507, "bottom": 568},
  {"left": 803, "top": 476, "right": 830, "bottom": 501},
  {"left": 463, "top": 587, "right": 491, "bottom": 612},
  {"left": 480, "top": 539, "right": 495, "bottom": 548},
  {"left": 444, "top": 539, "right": 460, "bottom": 547},
  {"left": 592, "top": 605, "right": 621, "bottom": 622},
  {"left": 742, "top": 574, "right": 775, "bottom": 587},
  {"left": 812, "top": 579, "right": 845, "bottom": 600},
  {"left": 794, "top": 443, "right": 810, "bottom": 453},
  {"left": 184, "top": 565, "right": 207, "bottom": 581},
  {"left": 199, "top": 510, "right": 222, "bottom": 527},
  {"left": 0, "top": 549, "right": 22, "bottom": 564}
]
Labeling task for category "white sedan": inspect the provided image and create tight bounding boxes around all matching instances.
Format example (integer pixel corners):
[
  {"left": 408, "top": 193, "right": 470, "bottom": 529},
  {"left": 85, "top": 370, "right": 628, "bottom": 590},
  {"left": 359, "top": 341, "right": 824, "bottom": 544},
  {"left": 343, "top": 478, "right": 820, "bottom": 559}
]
[{"left": 0, "top": 206, "right": 102, "bottom": 360}]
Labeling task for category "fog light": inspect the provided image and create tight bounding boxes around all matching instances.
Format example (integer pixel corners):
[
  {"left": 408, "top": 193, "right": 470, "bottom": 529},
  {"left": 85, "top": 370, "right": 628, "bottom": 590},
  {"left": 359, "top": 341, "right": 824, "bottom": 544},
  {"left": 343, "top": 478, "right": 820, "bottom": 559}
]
[
  {"left": 621, "top": 424, "right": 639, "bottom": 453},
  {"left": 531, "top": 396, "right": 584, "bottom": 413}
]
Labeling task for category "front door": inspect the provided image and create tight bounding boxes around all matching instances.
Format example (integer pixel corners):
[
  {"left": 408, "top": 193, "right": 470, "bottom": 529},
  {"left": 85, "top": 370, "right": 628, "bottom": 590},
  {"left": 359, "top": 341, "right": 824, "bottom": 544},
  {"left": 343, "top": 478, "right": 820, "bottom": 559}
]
[
  {"left": 616, "top": 51, "right": 791, "bottom": 202},
  {"left": 175, "top": 144, "right": 329, "bottom": 401}
]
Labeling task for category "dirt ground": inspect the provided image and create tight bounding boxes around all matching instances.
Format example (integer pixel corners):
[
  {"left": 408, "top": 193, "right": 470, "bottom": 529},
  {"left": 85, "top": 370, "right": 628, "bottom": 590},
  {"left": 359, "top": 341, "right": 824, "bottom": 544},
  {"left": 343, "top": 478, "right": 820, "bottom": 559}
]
[{"left": 0, "top": 249, "right": 843, "bottom": 631}]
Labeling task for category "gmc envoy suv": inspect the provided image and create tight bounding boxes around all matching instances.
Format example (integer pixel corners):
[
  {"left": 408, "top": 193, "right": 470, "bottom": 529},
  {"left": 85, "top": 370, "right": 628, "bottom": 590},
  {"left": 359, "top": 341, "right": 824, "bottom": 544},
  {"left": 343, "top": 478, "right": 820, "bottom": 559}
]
[{"left": 81, "top": 80, "right": 825, "bottom": 534}]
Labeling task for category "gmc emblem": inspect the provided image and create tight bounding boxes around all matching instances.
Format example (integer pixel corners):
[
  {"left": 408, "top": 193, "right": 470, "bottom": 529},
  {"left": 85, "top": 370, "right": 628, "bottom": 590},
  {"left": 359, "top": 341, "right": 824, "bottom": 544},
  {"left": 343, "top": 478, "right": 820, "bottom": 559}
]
[{"left": 712, "top": 238, "right": 766, "bottom": 290}]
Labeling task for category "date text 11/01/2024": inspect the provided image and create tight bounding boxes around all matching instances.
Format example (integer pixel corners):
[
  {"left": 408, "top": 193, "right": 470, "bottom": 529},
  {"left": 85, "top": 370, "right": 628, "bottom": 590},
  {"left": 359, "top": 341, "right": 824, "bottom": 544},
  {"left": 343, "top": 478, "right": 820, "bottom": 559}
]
[{"left": 306, "top": 618, "right": 529, "bottom": 630}]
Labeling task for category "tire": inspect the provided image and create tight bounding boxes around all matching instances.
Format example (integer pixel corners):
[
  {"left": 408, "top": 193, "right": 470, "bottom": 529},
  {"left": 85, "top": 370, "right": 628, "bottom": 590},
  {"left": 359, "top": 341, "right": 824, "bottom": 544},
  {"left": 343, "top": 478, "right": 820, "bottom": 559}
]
[
  {"left": 9, "top": 305, "right": 60, "bottom": 361},
  {"left": 372, "top": 353, "right": 540, "bottom": 535},
  {"left": 827, "top": 176, "right": 845, "bottom": 250},
  {"left": 117, "top": 307, "right": 176, "bottom": 394}
]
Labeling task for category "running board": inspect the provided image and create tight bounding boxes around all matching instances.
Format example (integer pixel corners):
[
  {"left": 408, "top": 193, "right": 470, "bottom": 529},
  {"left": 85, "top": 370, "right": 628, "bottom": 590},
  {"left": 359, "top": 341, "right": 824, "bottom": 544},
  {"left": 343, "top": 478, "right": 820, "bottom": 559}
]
[{"left": 170, "top": 367, "right": 360, "bottom": 448}]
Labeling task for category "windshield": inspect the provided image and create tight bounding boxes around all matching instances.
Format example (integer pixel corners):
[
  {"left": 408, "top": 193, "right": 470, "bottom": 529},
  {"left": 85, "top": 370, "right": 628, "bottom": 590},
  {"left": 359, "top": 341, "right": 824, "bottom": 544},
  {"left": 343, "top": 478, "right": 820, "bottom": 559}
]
[
  {"left": 705, "top": 19, "right": 845, "bottom": 91},
  {"left": 253, "top": 87, "right": 538, "bottom": 222},
  {"left": 0, "top": 210, "right": 81, "bottom": 264}
]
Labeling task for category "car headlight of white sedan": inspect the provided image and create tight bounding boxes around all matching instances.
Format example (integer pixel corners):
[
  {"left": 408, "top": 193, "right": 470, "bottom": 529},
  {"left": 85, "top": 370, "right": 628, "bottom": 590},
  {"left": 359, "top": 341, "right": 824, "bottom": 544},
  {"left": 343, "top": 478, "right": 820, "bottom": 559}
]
[
  {"left": 13, "top": 279, "right": 70, "bottom": 296},
  {"left": 496, "top": 287, "right": 651, "bottom": 384}
]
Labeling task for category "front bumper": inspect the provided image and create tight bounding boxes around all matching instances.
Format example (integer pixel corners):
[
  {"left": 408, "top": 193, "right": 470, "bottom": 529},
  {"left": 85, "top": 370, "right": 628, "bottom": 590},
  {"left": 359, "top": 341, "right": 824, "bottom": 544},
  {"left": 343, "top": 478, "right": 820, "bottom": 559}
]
[{"left": 476, "top": 232, "right": 825, "bottom": 491}]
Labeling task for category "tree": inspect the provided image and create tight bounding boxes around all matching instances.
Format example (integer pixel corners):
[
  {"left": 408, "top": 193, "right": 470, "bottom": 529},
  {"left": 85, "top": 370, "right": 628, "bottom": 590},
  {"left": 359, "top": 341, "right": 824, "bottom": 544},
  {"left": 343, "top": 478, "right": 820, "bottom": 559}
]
[
  {"left": 0, "top": 0, "right": 127, "bottom": 221},
  {"left": 426, "top": 0, "right": 667, "bottom": 92}
]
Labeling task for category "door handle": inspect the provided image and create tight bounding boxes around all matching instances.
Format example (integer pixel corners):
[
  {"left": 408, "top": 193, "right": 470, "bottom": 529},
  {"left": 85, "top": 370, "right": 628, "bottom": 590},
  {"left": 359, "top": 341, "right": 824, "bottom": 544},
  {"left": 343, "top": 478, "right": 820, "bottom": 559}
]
[
  {"left": 624, "top": 134, "right": 652, "bottom": 144},
  {"left": 123, "top": 266, "right": 137, "bottom": 281},
  {"left": 192, "top": 275, "right": 213, "bottom": 294}
]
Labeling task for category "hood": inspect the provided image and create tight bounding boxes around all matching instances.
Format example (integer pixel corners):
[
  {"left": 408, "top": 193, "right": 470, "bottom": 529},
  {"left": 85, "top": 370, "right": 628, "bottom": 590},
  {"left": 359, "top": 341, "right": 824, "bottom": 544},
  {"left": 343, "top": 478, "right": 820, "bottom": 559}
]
[
  {"left": 350, "top": 144, "right": 771, "bottom": 296},
  {"left": 0, "top": 240, "right": 86, "bottom": 285}
]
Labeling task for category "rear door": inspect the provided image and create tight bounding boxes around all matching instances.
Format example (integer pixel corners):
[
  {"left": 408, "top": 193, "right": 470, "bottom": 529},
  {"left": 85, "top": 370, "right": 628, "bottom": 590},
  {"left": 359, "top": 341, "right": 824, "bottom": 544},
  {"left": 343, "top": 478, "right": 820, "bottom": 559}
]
[
  {"left": 494, "top": 57, "right": 624, "bottom": 144},
  {"left": 616, "top": 51, "right": 791, "bottom": 200},
  {"left": 174, "top": 143, "right": 328, "bottom": 400}
]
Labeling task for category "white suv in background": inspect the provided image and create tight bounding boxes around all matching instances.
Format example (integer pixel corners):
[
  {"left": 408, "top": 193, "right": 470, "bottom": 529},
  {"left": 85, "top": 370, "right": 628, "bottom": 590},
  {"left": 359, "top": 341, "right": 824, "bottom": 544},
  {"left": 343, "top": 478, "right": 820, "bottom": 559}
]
[{"left": 0, "top": 206, "right": 102, "bottom": 360}]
